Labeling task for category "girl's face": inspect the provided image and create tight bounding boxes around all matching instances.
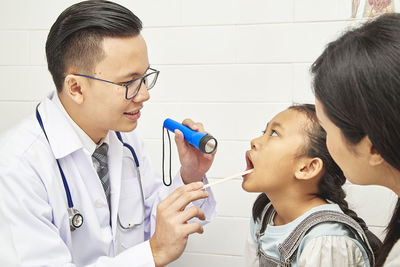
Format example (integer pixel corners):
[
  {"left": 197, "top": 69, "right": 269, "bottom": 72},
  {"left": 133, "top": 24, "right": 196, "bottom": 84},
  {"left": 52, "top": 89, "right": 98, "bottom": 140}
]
[{"left": 242, "top": 109, "right": 309, "bottom": 193}]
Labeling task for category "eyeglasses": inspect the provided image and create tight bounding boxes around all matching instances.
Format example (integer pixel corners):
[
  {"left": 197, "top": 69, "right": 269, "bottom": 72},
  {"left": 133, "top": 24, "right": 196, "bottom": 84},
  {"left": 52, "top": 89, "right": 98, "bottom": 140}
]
[{"left": 73, "top": 67, "right": 160, "bottom": 100}]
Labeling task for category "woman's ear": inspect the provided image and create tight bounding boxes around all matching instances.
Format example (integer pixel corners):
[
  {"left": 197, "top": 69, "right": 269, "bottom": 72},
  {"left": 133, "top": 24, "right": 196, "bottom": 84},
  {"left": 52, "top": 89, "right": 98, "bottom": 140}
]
[
  {"left": 63, "top": 74, "right": 84, "bottom": 104},
  {"left": 294, "top": 157, "right": 323, "bottom": 180},
  {"left": 360, "top": 136, "right": 385, "bottom": 167}
]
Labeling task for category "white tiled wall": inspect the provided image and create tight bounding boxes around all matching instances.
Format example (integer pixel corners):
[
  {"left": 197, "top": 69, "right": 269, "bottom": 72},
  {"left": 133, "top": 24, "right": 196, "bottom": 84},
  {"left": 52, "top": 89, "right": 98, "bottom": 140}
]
[{"left": 0, "top": 1, "right": 397, "bottom": 266}]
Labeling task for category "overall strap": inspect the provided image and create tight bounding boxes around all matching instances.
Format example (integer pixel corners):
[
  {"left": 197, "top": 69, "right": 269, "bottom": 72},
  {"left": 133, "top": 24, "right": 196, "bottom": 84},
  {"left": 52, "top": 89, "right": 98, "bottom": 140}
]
[
  {"left": 277, "top": 210, "right": 375, "bottom": 265},
  {"left": 256, "top": 203, "right": 275, "bottom": 245},
  {"left": 256, "top": 202, "right": 282, "bottom": 267}
]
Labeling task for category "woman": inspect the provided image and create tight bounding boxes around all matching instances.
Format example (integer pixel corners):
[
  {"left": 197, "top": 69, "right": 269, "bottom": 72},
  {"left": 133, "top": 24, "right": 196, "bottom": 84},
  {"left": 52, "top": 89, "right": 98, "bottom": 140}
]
[{"left": 312, "top": 13, "right": 400, "bottom": 266}]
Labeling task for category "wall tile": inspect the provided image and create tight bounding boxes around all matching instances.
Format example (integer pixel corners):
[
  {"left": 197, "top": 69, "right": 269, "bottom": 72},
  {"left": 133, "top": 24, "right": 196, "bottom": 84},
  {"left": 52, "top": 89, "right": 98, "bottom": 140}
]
[
  {"left": 0, "top": 31, "right": 29, "bottom": 66},
  {"left": 294, "top": 0, "right": 352, "bottom": 22},
  {"left": 0, "top": 66, "right": 53, "bottom": 101},
  {"left": 293, "top": 63, "right": 314, "bottom": 103},
  {"left": 29, "top": 31, "right": 48, "bottom": 66},
  {"left": 150, "top": 64, "right": 293, "bottom": 103},
  {"left": 143, "top": 26, "right": 236, "bottom": 65},
  {"left": 0, "top": 101, "right": 37, "bottom": 133},
  {"left": 238, "top": 0, "right": 293, "bottom": 24},
  {"left": 0, "top": 0, "right": 75, "bottom": 30},
  {"left": 236, "top": 21, "right": 351, "bottom": 63},
  {"left": 169, "top": 253, "right": 244, "bottom": 267},
  {"left": 182, "top": 0, "right": 239, "bottom": 25},
  {"left": 184, "top": 217, "right": 250, "bottom": 255}
]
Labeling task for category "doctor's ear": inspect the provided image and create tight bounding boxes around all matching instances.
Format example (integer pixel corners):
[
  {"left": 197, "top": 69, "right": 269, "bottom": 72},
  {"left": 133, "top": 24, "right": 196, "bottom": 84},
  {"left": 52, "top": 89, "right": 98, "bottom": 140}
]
[
  {"left": 294, "top": 157, "right": 323, "bottom": 181},
  {"left": 64, "top": 74, "right": 84, "bottom": 104}
]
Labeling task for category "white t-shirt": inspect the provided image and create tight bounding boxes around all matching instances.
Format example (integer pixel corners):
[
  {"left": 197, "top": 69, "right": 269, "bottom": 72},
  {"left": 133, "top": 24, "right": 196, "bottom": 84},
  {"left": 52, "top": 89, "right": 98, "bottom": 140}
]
[{"left": 384, "top": 239, "right": 400, "bottom": 266}]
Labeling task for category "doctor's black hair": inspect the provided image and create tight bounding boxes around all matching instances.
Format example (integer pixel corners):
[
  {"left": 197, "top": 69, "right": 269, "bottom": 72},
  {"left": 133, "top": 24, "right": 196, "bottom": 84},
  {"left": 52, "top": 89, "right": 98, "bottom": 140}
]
[
  {"left": 46, "top": 0, "right": 143, "bottom": 91},
  {"left": 252, "top": 104, "right": 381, "bottom": 260},
  {"left": 311, "top": 13, "right": 400, "bottom": 266}
]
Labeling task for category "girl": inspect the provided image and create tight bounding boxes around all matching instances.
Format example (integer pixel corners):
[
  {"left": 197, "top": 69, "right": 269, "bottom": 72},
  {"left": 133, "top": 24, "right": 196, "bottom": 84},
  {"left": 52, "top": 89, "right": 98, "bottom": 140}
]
[
  {"left": 243, "top": 104, "right": 381, "bottom": 267},
  {"left": 312, "top": 13, "right": 400, "bottom": 266}
]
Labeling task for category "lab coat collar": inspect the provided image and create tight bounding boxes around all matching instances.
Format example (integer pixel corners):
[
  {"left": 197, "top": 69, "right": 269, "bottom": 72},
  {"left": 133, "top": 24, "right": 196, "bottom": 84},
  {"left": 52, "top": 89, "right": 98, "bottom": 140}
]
[{"left": 37, "top": 92, "right": 83, "bottom": 159}]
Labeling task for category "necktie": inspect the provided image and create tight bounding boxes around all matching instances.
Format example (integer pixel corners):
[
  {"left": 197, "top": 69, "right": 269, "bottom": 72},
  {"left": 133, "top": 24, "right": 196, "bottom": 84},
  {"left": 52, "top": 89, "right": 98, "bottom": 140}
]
[{"left": 92, "top": 143, "right": 111, "bottom": 208}]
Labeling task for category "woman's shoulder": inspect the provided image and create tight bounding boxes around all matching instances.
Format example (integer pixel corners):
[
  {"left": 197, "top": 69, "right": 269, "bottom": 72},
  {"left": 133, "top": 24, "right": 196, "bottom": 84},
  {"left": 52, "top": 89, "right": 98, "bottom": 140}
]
[{"left": 384, "top": 239, "right": 400, "bottom": 266}]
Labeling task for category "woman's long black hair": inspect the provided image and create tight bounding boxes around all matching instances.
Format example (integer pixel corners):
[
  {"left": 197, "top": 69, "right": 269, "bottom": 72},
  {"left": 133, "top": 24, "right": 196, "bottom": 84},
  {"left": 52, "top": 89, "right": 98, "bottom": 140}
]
[
  {"left": 252, "top": 104, "right": 381, "bottom": 259},
  {"left": 311, "top": 13, "right": 400, "bottom": 266}
]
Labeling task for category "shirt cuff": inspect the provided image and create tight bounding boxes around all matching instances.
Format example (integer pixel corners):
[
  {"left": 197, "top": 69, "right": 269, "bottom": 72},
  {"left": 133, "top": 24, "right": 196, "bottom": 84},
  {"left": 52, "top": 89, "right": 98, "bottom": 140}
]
[{"left": 115, "top": 240, "right": 155, "bottom": 267}]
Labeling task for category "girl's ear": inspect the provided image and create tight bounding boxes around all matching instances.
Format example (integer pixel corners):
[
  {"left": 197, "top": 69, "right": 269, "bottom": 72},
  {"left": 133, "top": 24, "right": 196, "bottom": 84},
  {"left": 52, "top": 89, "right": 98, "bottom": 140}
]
[
  {"left": 63, "top": 74, "right": 85, "bottom": 105},
  {"left": 294, "top": 157, "right": 323, "bottom": 180}
]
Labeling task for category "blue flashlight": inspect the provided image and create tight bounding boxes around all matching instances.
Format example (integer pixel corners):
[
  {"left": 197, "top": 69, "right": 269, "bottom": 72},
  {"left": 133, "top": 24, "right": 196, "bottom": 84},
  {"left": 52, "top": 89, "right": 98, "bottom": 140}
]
[{"left": 163, "top": 118, "right": 217, "bottom": 154}]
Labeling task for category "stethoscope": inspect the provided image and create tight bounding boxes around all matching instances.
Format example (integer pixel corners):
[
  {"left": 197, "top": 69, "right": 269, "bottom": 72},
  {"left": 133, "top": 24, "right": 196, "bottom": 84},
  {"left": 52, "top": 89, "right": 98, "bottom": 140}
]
[{"left": 35, "top": 104, "right": 145, "bottom": 231}]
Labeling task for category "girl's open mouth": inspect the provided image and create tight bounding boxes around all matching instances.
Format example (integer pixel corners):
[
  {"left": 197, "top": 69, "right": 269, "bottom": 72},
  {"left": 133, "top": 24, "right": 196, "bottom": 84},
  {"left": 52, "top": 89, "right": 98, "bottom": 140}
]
[{"left": 244, "top": 150, "right": 254, "bottom": 177}]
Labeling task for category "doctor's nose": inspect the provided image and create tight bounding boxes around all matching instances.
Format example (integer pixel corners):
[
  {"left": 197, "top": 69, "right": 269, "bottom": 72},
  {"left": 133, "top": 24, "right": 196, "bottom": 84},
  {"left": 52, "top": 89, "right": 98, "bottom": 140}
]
[{"left": 132, "top": 82, "right": 150, "bottom": 103}]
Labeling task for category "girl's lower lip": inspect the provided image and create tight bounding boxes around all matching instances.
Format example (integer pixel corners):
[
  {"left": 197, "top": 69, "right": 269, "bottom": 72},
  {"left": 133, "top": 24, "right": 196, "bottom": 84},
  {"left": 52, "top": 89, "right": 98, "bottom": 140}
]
[
  {"left": 243, "top": 171, "right": 252, "bottom": 179},
  {"left": 124, "top": 111, "right": 141, "bottom": 121}
]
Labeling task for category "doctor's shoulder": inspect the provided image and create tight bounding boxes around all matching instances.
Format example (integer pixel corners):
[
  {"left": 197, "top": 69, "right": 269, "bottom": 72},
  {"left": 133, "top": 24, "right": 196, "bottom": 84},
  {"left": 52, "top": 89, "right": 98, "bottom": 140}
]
[
  {"left": 0, "top": 114, "right": 46, "bottom": 160},
  {"left": 0, "top": 113, "right": 55, "bottom": 184}
]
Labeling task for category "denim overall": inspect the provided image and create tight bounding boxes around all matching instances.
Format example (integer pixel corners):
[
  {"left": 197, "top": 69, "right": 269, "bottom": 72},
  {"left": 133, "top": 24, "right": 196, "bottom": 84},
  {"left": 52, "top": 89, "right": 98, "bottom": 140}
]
[{"left": 255, "top": 203, "right": 375, "bottom": 267}]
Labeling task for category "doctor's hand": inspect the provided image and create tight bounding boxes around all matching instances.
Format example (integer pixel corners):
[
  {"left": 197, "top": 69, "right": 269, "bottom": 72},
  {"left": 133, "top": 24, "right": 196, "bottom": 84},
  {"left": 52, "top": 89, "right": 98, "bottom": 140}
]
[
  {"left": 149, "top": 182, "right": 208, "bottom": 267},
  {"left": 174, "top": 118, "right": 216, "bottom": 184}
]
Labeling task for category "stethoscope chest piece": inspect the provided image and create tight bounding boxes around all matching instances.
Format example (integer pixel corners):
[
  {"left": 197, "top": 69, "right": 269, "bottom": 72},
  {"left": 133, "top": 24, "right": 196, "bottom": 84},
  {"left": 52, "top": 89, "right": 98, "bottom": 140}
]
[{"left": 68, "top": 208, "right": 84, "bottom": 231}]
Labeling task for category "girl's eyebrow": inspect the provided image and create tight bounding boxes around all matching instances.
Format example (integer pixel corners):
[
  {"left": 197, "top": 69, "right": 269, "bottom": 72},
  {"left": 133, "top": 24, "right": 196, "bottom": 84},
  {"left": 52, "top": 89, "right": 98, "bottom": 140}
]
[{"left": 266, "top": 121, "right": 284, "bottom": 131}]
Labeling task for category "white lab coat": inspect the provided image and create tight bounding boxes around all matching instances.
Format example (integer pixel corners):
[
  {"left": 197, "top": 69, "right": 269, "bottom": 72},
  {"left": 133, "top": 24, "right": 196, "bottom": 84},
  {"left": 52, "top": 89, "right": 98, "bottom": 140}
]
[{"left": 0, "top": 93, "right": 216, "bottom": 267}]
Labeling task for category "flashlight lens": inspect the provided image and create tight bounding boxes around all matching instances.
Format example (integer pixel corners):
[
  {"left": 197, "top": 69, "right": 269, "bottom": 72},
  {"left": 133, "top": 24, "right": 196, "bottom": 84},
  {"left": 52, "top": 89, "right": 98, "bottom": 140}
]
[{"left": 205, "top": 139, "right": 216, "bottom": 153}]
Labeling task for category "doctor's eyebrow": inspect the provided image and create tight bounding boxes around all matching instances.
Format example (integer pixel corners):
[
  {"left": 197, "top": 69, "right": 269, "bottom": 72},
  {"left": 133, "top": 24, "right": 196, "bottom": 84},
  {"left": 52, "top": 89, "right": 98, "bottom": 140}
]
[{"left": 120, "top": 66, "right": 150, "bottom": 80}]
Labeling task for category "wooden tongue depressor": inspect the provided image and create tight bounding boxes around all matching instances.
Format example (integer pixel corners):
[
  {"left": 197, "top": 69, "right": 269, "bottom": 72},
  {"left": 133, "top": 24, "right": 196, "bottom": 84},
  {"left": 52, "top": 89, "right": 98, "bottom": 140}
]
[{"left": 202, "top": 169, "right": 253, "bottom": 189}]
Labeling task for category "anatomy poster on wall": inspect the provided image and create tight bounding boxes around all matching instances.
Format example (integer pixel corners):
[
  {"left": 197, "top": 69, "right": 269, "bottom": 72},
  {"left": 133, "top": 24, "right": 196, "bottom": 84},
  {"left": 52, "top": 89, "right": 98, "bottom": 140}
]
[{"left": 352, "top": 0, "right": 400, "bottom": 17}]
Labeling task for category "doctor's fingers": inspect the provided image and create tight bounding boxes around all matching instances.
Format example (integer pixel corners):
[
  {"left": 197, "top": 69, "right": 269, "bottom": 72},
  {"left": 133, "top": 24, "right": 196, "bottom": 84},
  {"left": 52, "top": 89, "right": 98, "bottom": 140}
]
[
  {"left": 182, "top": 222, "right": 204, "bottom": 235},
  {"left": 182, "top": 118, "right": 205, "bottom": 133},
  {"left": 167, "top": 189, "right": 209, "bottom": 212},
  {"left": 160, "top": 182, "right": 207, "bottom": 208},
  {"left": 179, "top": 206, "right": 206, "bottom": 223}
]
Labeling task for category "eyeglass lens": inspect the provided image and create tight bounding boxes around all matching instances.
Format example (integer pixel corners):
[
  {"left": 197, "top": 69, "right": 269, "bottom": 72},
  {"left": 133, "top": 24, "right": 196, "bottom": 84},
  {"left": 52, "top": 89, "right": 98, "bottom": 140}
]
[{"left": 126, "top": 71, "right": 158, "bottom": 99}]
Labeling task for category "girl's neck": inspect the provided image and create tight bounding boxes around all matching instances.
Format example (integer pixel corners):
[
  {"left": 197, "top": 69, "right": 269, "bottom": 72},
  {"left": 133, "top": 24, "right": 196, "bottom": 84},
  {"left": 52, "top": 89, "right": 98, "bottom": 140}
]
[{"left": 268, "top": 193, "right": 327, "bottom": 226}]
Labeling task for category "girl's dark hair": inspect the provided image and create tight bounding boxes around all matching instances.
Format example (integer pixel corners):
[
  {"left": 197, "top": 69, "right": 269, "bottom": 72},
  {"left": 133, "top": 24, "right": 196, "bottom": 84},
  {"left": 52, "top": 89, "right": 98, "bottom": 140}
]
[
  {"left": 252, "top": 104, "right": 381, "bottom": 258},
  {"left": 46, "top": 0, "right": 143, "bottom": 91},
  {"left": 311, "top": 13, "right": 400, "bottom": 266}
]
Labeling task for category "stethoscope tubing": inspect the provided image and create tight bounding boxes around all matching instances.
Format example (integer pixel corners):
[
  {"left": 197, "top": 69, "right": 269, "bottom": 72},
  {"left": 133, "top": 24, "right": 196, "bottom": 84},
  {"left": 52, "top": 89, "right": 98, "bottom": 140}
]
[{"left": 35, "top": 103, "right": 144, "bottom": 230}]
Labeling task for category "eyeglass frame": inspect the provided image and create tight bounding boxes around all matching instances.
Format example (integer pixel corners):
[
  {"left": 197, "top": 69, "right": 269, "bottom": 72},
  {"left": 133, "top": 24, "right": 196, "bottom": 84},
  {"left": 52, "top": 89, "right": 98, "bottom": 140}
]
[{"left": 72, "top": 67, "right": 160, "bottom": 100}]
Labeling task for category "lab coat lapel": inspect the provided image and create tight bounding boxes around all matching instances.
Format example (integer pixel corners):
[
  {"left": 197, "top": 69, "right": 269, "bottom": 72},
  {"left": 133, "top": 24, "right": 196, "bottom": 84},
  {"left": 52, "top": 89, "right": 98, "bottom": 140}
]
[{"left": 109, "top": 132, "right": 123, "bottom": 238}]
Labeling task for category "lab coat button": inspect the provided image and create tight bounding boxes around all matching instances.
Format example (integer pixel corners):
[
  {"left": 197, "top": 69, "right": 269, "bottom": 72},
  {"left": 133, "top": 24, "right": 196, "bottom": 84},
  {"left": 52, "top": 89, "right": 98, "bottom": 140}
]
[{"left": 95, "top": 199, "right": 105, "bottom": 208}]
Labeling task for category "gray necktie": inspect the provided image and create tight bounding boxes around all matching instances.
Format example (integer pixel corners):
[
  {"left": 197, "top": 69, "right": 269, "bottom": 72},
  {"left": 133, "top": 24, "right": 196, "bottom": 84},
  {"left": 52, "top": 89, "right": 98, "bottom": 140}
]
[{"left": 92, "top": 143, "right": 111, "bottom": 208}]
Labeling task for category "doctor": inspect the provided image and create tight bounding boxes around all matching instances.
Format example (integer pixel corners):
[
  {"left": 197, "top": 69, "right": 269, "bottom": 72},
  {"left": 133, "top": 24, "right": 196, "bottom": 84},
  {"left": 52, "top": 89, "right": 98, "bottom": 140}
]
[{"left": 0, "top": 1, "right": 216, "bottom": 266}]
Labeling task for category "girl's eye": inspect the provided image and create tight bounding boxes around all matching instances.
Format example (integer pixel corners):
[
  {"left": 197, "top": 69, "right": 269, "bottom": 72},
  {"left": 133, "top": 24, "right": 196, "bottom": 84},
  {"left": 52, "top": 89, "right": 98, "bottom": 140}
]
[
  {"left": 261, "top": 129, "right": 278, "bottom": 136},
  {"left": 270, "top": 130, "right": 278, "bottom": 137}
]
